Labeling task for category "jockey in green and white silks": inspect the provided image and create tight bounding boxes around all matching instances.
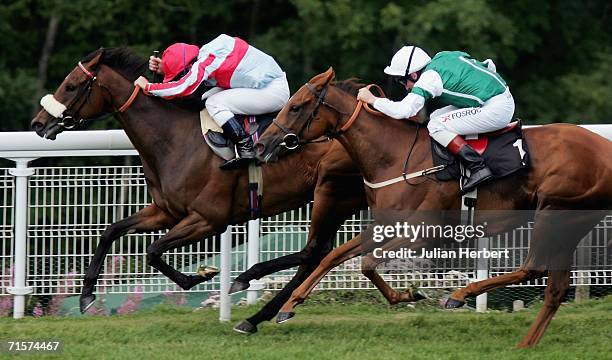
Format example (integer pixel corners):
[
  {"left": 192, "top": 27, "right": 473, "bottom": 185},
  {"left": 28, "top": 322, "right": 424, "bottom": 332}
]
[{"left": 357, "top": 45, "right": 515, "bottom": 192}]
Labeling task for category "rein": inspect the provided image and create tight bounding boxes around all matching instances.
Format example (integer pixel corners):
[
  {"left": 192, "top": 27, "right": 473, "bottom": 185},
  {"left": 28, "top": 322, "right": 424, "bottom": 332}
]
[
  {"left": 339, "top": 84, "right": 385, "bottom": 132},
  {"left": 117, "top": 86, "right": 141, "bottom": 112},
  {"left": 78, "top": 61, "right": 141, "bottom": 114}
]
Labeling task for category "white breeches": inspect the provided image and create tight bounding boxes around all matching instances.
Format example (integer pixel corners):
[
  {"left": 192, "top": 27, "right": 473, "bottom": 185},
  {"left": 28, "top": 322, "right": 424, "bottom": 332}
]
[
  {"left": 427, "top": 88, "right": 515, "bottom": 146},
  {"left": 205, "top": 74, "right": 290, "bottom": 126}
]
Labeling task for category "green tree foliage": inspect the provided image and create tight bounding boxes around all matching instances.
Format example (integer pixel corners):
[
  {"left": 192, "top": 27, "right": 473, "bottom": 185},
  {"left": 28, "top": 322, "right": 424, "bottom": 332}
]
[{"left": 1, "top": 0, "right": 610, "bottom": 131}]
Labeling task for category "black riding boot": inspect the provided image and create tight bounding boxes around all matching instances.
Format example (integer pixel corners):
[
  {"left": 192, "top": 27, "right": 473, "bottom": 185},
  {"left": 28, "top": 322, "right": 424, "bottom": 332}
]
[
  {"left": 220, "top": 117, "right": 256, "bottom": 170},
  {"left": 447, "top": 136, "right": 493, "bottom": 193}
]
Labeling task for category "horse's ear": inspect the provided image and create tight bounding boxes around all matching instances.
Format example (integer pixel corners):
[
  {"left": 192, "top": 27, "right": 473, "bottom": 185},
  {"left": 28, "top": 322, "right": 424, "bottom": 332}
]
[
  {"left": 86, "top": 51, "right": 104, "bottom": 69},
  {"left": 311, "top": 67, "right": 336, "bottom": 91}
]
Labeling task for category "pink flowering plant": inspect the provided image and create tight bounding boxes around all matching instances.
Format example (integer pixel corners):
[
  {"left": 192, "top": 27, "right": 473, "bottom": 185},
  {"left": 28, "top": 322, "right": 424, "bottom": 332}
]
[
  {"left": 116, "top": 285, "right": 144, "bottom": 315},
  {"left": 0, "top": 266, "right": 13, "bottom": 316}
]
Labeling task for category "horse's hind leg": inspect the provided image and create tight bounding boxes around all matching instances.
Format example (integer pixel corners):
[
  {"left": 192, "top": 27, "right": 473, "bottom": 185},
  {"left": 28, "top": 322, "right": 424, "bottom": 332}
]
[
  {"left": 365, "top": 241, "right": 540, "bottom": 308},
  {"left": 446, "top": 208, "right": 606, "bottom": 309},
  {"left": 361, "top": 264, "right": 427, "bottom": 304},
  {"left": 444, "top": 267, "right": 546, "bottom": 309},
  {"left": 517, "top": 270, "right": 570, "bottom": 348},
  {"left": 145, "top": 213, "right": 221, "bottom": 290},
  {"left": 360, "top": 239, "right": 429, "bottom": 305},
  {"left": 80, "top": 203, "right": 175, "bottom": 313},
  {"left": 514, "top": 209, "right": 604, "bottom": 347}
]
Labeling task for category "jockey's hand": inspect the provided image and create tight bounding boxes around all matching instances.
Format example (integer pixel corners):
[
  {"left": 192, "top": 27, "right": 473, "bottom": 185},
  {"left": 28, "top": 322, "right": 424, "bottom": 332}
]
[
  {"left": 149, "top": 56, "right": 163, "bottom": 74},
  {"left": 134, "top": 76, "right": 150, "bottom": 90},
  {"left": 357, "top": 87, "right": 377, "bottom": 104}
]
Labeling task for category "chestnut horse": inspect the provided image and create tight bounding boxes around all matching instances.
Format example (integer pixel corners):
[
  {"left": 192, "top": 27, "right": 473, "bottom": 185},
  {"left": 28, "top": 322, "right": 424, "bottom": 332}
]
[
  {"left": 30, "top": 49, "right": 425, "bottom": 334},
  {"left": 256, "top": 68, "right": 612, "bottom": 347}
]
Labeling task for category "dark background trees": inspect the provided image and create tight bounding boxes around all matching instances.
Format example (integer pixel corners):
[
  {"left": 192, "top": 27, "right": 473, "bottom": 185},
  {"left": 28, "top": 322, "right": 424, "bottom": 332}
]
[{"left": 1, "top": 0, "right": 611, "bottom": 133}]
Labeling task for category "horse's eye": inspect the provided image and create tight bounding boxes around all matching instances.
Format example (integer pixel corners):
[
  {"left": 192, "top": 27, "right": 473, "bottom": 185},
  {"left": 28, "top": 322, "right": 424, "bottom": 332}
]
[
  {"left": 65, "top": 84, "right": 77, "bottom": 92},
  {"left": 290, "top": 105, "right": 301, "bottom": 113}
]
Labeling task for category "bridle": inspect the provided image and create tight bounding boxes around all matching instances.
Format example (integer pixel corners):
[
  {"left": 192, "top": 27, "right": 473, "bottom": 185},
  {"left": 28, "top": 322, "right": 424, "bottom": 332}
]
[
  {"left": 272, "top": 82, "right": 384, "bottom": 150},
  {"left": 51, "top": 60, "right": 141, "bottom": 130}
]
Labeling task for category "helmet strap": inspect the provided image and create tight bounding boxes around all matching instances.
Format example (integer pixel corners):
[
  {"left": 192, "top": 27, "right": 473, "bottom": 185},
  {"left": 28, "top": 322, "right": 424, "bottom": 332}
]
[{"left": 404, "top": 45, "right": 417, "bottom": 78}]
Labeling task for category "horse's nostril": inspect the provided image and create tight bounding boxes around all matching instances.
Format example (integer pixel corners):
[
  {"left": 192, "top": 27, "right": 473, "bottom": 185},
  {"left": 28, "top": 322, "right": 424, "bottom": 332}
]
[
  {"left": 32, "top": 122, "right": 44, "bottom": 132},
  {"left": 255, "top": 142, "right": 265, "bottom": 155}
]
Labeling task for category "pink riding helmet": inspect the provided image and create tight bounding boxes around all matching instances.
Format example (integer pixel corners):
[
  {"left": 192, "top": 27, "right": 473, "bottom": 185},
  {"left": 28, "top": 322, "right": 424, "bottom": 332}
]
[{"left": 161, "top": 43, "right": 200, "bottom": 83}]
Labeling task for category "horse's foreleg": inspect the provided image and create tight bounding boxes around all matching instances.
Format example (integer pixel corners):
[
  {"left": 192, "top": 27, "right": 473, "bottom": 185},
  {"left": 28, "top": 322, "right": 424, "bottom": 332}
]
[
  {"left": 276, "top": 234, "right": 364, "bottom": 323},
  {"left": 229, "top": 244, "right": 324, "bottom": 295},
  {"left": 233, "top": 234, "right": 333, "bottom": 331},
  {"left": 234, "top": 260, "right": 326, "bottom": 334},
  {"left": 234, "top": 197, "right": 363, "bottom": 333},
  {"left": 231, "top": 182, "right": 364, "bottom": 294},
  {"left": 146, "top": 213, "right": 220, "bottom": 290},
  {"left": 517, "top": 270, "right": 570, "bottom": 348},
  {"left": 80, "top": 203, "right": 174, "bottom": 313}
]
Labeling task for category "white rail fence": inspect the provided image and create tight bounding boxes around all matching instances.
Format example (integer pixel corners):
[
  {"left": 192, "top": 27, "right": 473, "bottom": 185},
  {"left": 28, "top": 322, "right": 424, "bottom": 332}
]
[{"left": 1, "top": 127, "right": 611, "bottom": 320}]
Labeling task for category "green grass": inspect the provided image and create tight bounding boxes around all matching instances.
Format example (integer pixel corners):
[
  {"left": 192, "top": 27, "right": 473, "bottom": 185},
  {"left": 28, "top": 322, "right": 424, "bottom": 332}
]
[{"left": 0, "top": 295, "right": 610, "bottom": 360}]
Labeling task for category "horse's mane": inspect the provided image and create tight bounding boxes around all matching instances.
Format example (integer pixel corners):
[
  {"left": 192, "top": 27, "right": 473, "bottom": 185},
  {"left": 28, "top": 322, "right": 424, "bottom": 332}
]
[
  {"left": 81, "top": 47, "right": 148, "bottom": 82},
  {"left": 332, "top": 78, "right": 366, "bottom": 97},
  {"left": 81, "top": 47, "right": 205, "bottom": 112}
]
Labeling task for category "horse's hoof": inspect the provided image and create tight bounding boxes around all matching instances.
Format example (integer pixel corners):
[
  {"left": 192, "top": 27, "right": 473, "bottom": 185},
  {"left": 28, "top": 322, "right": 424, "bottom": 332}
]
[
  {"left": 413, "top": 290, "right": 428, "bottom": 301},
  {"left": 197, "top": 265, "right": 220, "bottom": 279},
  {"left": 229, "top": 280, "right": 250, "bottom": 294},
  {"left": 80, "top": 294, "right": 96, "bottom": 314},
  {"left": 276, "top": 312, "right": 295, "bottom": 324},
  {"left": 441, "top": 297, "right": 465, "bottom": 309},
  {"left": 233, "top": 320, "right": 257, "bottom": 335}
]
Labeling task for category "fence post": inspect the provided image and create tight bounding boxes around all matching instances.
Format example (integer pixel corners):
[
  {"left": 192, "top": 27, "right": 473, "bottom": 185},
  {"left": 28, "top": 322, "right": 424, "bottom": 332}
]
[
  {"left": 7, "top": 159, "right": 35, "bottom": 319},
  {"left": 475, "top": 236, "right": 489, "bottom": 312},
  {"left": 575, "top": 232, "right": 592, "bottom": 302},
  {"left": 247, "top": 219, "right": 262, "bottom": 305},
  {"left": 219, "top": 226, "right": 232, "bottom": 322}
]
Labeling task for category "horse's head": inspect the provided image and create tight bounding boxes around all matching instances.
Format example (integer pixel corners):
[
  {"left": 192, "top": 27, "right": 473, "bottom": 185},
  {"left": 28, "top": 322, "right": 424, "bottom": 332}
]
[
  {"left": 31, "top": 51, "right": 108, "bottom": 139},
  {"left": 31, "top": 48, "right": 146, "bottom": 140},
  {"left": 256, "top": 67, "right": 355, "bottom": 163}
]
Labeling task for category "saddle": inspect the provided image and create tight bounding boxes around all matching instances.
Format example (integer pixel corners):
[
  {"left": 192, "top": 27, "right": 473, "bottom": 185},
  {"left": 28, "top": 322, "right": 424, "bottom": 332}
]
[
  {"left": 200, "top": 109, "right": 275, "bottom": 161},
  {"left": 431, "top": 120, "right": 530, "bottom": 181}
]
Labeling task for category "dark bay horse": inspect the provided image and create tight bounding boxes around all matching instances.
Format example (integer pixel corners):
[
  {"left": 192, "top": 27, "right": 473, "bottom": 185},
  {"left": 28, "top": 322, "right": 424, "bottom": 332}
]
[
  {"left": 256, "top": 68, "right": 612, "bottom": 347},
  {"left": 30, "top": 49, "right": 424, "bottom": 334}
]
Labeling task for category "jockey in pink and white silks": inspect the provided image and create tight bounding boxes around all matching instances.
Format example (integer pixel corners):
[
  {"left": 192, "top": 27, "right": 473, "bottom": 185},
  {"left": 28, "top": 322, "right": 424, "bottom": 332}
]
[
  {"left": 134, "top": 34, "right": 290, "bottom": 169},
  {"left": 357, "top": 45, "right": 515, "bottom": 192}
]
